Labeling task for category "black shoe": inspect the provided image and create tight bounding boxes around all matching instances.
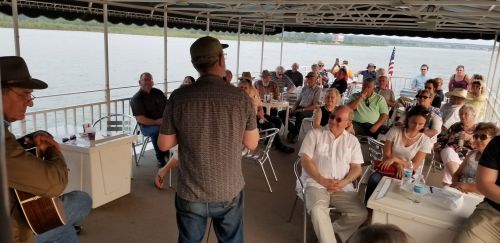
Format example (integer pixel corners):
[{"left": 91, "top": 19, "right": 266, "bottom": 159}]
[
  {"left": 278, "top": 145, "right": 295, "bottom": 154},
  {"left": 74, "top": 225, "right": 82, "bottom": 235}
]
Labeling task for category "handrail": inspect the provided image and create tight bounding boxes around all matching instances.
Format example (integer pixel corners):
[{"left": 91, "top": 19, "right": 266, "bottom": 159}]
[{"left": 10, "top": 76, "right": 500, "bottom": 136}]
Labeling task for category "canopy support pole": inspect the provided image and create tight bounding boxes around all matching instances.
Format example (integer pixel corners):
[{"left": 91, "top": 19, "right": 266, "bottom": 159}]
[
  {"left": 206, "top": 13, "right": 210, "bottom": 35},
  {"left": 164, "top": 7, "right": 168, "bottom": 94},
  {"left": 486, "top": 34, "right": 498, "bottom": 92},
  {"left": 12, "top": 0, "right": 20, "bottom": 56},
  {"left": 280, "top": 24, "right": 284, "bottom": 66},
  {"left": 236, "top": 18, "right": 241, "bottom": 79},
  {"left": 260, "top": 22, "right": 265, "bottom": 74},
  {"left": 103, "top": 1, "right": 111, "bottom": 116}
]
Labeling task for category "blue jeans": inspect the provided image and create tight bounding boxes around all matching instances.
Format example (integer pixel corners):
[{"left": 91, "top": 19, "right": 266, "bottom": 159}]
[
  {"left": 36, "top": 191, "right": 92, "bottom": 243},
  {"left": 140, "top": 124, "right": 168, "bottom": 163},
  {"left": 175, "top": 191, "right": 244, "bottom": 243}
]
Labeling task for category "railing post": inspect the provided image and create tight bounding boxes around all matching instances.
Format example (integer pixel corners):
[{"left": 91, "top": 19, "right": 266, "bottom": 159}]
[
  {"left": 260, "top": 22, "right": 265, "bottom": 74},
  {"left": 11, "top": 0, "right": 20, "bottom": 56},
  {"left": 236, "top": 17, "right": 241, "bottom": 79},
  {"left": 103, "top": 1, "right": 111, "bottom": 116},
  {"left": 163, "top": 6, "right": 168, "bottom": 94}
]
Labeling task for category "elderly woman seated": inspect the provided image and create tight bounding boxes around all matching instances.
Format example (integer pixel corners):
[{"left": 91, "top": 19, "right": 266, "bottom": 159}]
[
  {"left": 238, "top": 78, "right": 294, "bottom": 154},
  {"left": 312, "top": 88, "right": 355, "bottom": 135},
  {"left": 436, "top": 105, "right": 476, "bottom": 186},
  {"left": 365, "top": 105, "right": 433, "bottom": 203},
  {"left": 451, "top": 122, "right": 498, "bottom": 194}
]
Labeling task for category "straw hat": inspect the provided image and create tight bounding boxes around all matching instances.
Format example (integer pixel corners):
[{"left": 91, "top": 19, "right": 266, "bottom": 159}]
[{"left": 445, "top": 88, "right": 470, "bottom": 99}]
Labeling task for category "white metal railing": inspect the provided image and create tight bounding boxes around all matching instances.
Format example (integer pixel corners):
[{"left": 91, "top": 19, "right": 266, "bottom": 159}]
[
  {"left": 9, "top": 76, "right": 500, "bottom": 137},
  {"left": 10, "top": 98, "right": 133, "bottom": 136}
]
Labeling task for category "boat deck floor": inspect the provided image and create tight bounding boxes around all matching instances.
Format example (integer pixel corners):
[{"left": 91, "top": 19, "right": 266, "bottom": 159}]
[{"left": 78, "top": 140, "right": 444, "bottom": 243}]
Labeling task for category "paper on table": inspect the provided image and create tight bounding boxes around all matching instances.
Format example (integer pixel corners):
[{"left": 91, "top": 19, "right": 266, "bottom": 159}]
[{"left": 376, "top": 178, "right": 392, "bottom": 200}]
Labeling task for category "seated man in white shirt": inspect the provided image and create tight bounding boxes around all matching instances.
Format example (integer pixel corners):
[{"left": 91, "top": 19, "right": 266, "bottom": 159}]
[
  {"left": 441, "top": 88, "right": 469, "bottom": 131},
  {"left": 299, "top": 105, "right": 368, "bottom": 243}
]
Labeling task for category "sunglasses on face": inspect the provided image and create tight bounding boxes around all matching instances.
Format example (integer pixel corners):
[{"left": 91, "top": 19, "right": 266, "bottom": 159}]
[
  {"left": 421, "top": 69, "right": 427, "bottom": 71},
  {"left": 473, "top": 134, "right": 489, "bottom": 141},
  {"left": 329, "top": 114, "right": 344, "bottom": 123},
  {"left": 416, "top": 95, "right": 430, "bottom": 99}
]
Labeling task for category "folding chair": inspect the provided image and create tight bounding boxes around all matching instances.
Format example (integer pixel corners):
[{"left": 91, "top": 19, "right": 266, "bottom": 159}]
[
  {"left": 359, "top": 137, "right": 384, "bottom": 187},
  {"left": 92, "top": 114, "right": 141, "bottom": 166},
  {"left": 242, "top": 128, "right": 279, "bottom": 192}
]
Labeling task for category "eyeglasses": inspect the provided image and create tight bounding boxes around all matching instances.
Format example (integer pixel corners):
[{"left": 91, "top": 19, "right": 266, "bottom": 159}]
[
  {"left": 473, "top": 134, "right": 489, "bottom": 141},
  {"left": 8, "top": 88, "right": 36, "bottom": 102},
  {"left": 421, "top": 69, "right": 428, "bottom": 71},
  {"left": 364, "top": 99, "right": 370, "bottom": 107},
  {"left": 319, "top": 64, "right": 324, "bottom": 67},
  {"left": 329, "top": 114, "right": 345, "bottom": 123},
  {"left": 416, "top": 95, "right": 430, "bottom": 99}
]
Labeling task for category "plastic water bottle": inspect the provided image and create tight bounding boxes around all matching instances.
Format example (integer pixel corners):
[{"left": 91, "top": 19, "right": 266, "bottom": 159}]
[
  {"left": 411, "top": 174, "right": 426, "bottom": 203},
  {"left": 400, "top": 168, "right": 413, "bottom": 192}
]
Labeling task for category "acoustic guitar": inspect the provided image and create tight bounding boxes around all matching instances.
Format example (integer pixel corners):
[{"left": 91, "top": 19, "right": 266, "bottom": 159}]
[
  {"left": 13, "top": 144, "right": 67, "bottom": 235},
  {"left": 14, "top": 189, "right": 67, "bottom": 235}
]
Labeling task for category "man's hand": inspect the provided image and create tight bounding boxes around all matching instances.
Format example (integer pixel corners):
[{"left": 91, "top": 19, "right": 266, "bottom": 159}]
[
  {"left": 33, "top": 132, "right": 60, "bottom": 153},
  {"left": 328, "top": 179, "right": 350, "bottom": 192},
  {"left": 369, "top": 124, "right": 379, "bottom": 134}
]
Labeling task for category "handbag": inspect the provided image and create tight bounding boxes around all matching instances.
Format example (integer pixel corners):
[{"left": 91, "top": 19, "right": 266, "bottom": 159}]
[{"left": 373, "top": 160, "right": 401, "bottom": 179}]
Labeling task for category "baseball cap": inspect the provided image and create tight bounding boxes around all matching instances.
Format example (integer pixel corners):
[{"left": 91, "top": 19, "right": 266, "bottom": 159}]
[{"left": 190, "top": 36, "right": 228, "bottom": 64}]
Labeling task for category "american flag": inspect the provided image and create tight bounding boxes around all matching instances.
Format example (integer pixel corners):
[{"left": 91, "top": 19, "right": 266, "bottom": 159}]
[
  {"left": 388, "top": 47, "right": 396, "bottom": 77},
  {"left": 387, "top": 47, "right": 396, "bottom": 89}
]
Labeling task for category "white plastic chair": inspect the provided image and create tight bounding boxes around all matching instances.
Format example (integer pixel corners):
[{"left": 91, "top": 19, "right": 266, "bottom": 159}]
[{"left": 242, "top": 128, "right": 279, "bottom": 192}]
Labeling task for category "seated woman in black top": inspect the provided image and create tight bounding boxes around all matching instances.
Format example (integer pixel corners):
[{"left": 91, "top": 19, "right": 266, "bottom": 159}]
[
  {"left": 330, "top": 67, "right": 349, "bottom": 95},
  {"left": 313, "top": 89, "right": 340, "bottom": 128},
  {"left": 312, "top": 88, "right": 355, "bottom": 134}
]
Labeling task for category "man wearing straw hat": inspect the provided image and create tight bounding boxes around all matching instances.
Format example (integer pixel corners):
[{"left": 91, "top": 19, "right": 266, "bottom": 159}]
[
  {"left": 1, "top": 56, "right": 91, "bottom": 243},
  {"left": 441, "top": 88, "right": 471, "bottom": 130}
]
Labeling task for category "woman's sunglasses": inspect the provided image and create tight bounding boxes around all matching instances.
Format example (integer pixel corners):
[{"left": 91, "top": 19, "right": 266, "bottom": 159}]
[
  {"left": 473, "top": 134, "right": 489, "bottom": 141},
  {"left": 416, "top": 95, "right": 430, "bottom": 99}
]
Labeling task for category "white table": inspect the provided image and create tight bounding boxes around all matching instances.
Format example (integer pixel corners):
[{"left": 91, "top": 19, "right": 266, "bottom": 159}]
[
  {"left": 367, "top": 177, "right": 483, "bottom": 243},
  {"left": 262, "top": 101, "right": 289, "bottom": 135},
  {"left": 58, "top": 132, "right": 137, "bottom": 208}
]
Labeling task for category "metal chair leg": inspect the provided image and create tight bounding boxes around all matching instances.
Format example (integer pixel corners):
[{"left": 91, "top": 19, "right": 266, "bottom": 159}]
[
  {"left": 303, "top": 198, "right": 307, "bottom": 243},
  {"left": 259, "top": 161, "right": 273, "bottom": 192},
  {"left": 266, "top": 155, "right": 278, "bottom": 181},
  {"left": 287, "top": 196, "right": 299, "bottom": 222}
]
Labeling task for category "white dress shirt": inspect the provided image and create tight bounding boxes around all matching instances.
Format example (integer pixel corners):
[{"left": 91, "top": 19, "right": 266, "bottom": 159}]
[{"left": 299, "top": 127, "right": 363, "bottom": 192}]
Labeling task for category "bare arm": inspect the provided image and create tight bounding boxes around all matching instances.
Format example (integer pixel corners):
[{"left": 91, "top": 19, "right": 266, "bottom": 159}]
[
  {"left": 312, "top": 107, "right": 322, "bottom": 128},
  {"left": 136, "top": 115, "right": 162, "bottom": 126},
  {"left": 347, "top": 94, "right": 364, "bottom": 110},
  {"left": 424, "top": 128, "right": 439, "bottom": 138},
  {"left": 243, "top": 128, "right": 259, "bottom": 150},
  {"left": 476, "top": 165, "right": 500, "bottom": 204},
  {"left": 158, "top": 134, "right": 177, "bottom": 151},
  {"left": 370, "top": 113, "right": 388, "bottom": 132},
  {"left": 301, "top": 154, "right": 333, "bottom": 189}
]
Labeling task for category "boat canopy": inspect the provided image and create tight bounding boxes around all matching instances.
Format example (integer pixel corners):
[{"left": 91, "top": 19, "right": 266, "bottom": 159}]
[{"left": 1, "top": 0, "right": 500, "bottom": 40}]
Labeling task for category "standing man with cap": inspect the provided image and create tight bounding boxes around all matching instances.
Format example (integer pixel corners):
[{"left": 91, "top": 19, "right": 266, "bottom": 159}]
[
  {"left": 130, "top": 72, "right": 169, "bottom": 167},
  {"left": 157, "top": 36, "right": 259, "bottom": 243},
  {"left": 1, "top": 56, "right": 91, "bottom": 243},
  {"left": 357, "top": 63, "right": 377, "bottom": 81}
]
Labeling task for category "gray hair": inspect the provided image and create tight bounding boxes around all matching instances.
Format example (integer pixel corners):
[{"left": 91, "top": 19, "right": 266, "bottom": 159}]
[
  {"left": 459, "top": 105, "right": 476, "bottom": 115},
  {"left": 334, "top": 105, "right": 354, "bottom": 121}
]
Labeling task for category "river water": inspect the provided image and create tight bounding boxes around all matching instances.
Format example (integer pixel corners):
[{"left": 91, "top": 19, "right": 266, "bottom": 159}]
[{"left": 0, "top": 28, "right": 492, "bottom": 112}]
